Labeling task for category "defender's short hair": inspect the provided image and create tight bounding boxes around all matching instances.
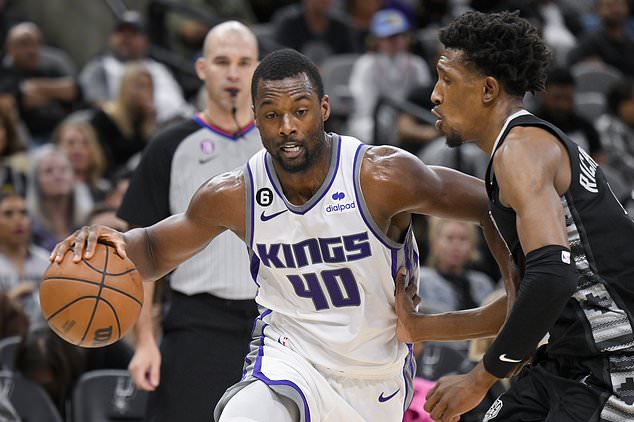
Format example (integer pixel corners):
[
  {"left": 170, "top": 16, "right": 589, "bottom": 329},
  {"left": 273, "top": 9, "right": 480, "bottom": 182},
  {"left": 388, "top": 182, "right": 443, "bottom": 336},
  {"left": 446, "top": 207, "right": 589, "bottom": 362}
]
[
  {"left": 251, "top": 48, "right": 324, "bottom": 101},
  {"left": 439, "top": 11, "right": 552, "bottom": 97}
]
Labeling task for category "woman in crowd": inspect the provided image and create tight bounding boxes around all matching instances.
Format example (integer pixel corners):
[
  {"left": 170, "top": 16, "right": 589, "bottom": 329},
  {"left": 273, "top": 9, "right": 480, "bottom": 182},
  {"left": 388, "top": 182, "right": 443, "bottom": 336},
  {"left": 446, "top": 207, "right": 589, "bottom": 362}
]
[
  {"left": 89, "top": 63, "right": 156, "bottom": 176},
  {"left": 26, "top": 145, "right": 93, "bottom": 251},
  {"left": 53, "top": 118, "right": 109, "bottom": 201},
  {"left": 0, "top": 192, "right": 49, "bottom": 326}
]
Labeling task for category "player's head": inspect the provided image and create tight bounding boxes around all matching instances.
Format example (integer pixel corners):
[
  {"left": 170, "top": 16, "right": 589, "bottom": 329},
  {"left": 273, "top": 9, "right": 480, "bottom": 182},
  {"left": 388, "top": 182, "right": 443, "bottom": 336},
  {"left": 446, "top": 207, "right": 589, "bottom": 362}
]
[
  {"left": 431, "top": 11, "right": 551, "bottom": 147},
  {"left": 195, "top": 20, "right": 258, "bottom": 114},
  {"left": 0, "top": 192, "right": 30, "bottom": 247},
  {"left": 252, "top": 49, "right": 330, "bottom": 174}
]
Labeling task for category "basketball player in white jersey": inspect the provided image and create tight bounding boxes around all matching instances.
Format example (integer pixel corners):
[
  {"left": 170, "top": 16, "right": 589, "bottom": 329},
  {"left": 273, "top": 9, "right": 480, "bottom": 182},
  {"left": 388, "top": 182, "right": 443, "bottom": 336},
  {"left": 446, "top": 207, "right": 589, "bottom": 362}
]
[{"left": 51, "top": 49, "right": 514, "bottom": 421}]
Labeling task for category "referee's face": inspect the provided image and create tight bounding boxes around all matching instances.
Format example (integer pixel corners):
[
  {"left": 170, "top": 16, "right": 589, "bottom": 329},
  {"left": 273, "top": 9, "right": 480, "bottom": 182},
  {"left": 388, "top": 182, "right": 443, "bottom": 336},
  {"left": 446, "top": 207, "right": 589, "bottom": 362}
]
[{"left": 196, "top": 31, "right": 258, "bottom": 113}]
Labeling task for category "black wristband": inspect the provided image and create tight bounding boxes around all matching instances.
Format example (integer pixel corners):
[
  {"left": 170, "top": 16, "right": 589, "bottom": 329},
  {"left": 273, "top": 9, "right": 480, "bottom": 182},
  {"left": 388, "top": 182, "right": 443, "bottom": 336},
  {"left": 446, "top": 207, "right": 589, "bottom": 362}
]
[{"left": 483, "top": 244, "right": 577, "bottom": 378}]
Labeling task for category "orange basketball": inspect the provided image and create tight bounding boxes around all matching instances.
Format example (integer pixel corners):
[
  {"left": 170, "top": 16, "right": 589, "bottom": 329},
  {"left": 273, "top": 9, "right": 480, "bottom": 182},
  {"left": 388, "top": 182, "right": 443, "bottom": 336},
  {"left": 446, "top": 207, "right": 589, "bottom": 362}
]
[{"left": 39, "top": 242, "right": 143, "bottom": 348}]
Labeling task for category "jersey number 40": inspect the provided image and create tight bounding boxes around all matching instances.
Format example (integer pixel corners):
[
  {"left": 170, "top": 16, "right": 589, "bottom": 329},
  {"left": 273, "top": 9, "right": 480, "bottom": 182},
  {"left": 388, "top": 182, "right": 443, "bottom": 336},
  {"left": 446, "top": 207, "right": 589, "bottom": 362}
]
[{"left": 287, "top": 268, "right": 361, "bottom": 311}]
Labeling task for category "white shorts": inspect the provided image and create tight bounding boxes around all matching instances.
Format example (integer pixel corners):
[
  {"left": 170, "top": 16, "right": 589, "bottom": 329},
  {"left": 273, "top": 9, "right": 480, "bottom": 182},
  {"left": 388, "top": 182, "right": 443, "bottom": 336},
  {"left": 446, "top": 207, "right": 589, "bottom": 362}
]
[{"left": 214, "top": 318, "right": 415, "bottom": 421}]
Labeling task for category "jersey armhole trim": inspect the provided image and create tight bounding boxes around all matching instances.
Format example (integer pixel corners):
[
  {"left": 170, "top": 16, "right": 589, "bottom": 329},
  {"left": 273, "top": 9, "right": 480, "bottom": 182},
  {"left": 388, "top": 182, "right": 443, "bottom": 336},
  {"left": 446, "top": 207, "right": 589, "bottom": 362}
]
[
  {"left": 245, "top": 161, "right": 255, "bottom": 248},
  {"left": 353, "top": 144, "right": 403, "bottom": 250}
]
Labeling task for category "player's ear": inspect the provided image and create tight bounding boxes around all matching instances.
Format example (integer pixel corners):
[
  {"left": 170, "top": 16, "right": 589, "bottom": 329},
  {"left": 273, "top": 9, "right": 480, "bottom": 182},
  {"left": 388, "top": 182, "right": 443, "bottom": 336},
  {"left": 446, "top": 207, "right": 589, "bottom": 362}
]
[
  {"left": 195, "top": 57, "right": 206, "bottom": 81},
  {"left": 482, "top": 76, "right": 499, "bottom": 104},
  {"left": 321, "top": 94, "right": 330, "bottom": 122}
]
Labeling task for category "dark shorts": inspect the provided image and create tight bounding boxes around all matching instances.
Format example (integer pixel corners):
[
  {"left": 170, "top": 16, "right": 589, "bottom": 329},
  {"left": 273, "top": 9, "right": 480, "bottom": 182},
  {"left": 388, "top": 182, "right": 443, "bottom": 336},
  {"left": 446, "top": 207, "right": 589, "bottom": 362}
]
[
  {"left": 144, "top": 290, "right": 257, "bottom": 422},
  {"left": 482, "top": 364, "right": 604, "bottom": 422}
]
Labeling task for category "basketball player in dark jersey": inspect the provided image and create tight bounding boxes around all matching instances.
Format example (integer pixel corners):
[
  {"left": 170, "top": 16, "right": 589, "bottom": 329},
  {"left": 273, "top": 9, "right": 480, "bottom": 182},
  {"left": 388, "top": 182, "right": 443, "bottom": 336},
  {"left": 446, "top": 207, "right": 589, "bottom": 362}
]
[{"left": 395, "top": 11, "right": 634, "bottom": 422}]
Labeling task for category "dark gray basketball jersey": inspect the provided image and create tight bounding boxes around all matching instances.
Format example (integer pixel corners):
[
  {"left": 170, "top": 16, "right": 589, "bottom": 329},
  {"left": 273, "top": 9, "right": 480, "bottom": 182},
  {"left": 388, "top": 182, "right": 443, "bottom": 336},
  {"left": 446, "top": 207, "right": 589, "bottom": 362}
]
[{"left": 486, "top": 111, "right": 634, "bottom": 420}]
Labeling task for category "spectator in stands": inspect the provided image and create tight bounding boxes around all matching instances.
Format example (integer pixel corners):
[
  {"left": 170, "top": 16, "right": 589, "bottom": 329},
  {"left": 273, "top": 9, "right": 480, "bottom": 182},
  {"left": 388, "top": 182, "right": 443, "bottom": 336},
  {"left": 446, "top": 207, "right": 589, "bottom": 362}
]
[
  {"left": 497, "top": 0, "right": 581, "bottom": 66},
  {"left": 26, "top": 145, "right": 92, "bottom": 251},
  {"left": 0, "top": 290, "right": 28, "bottom": 340},
  {"left": 345, "top": 0, "right": 384, "bottom": 51},
  {"left": 397, "top": 85, "right": 440, "bottom": 155},
  {"left": 1, "top": 22, "right": 80, "bottom": 142},
  {"left": 79, "top": 11, "right": 191, "bottom": 125},
  {"left": 0, "top": 193, "right": 49, "bottom": 326},
  {"left": 271, "top": 0, "right": 360, "bottom": 65},
  {"left": 53, "top": 118, "right": 108, "bottom": 202},
  {"left": 0, "top": 105, "right": 27, "bottom": 196},
  {"left": 167, "top": 0, "right": 256, "bottom": 57},
  {"left": 418, "top": 217, "right": 495, "bottom": 352},
  {"left": 0, "top": 0, "right": 27, "bottom": 49},
  {"left": 347, "top": 8, "right": 432, "bottom": 144},
  {"left": 595, "top": 79, "right": 634, "bottom": 192},
  {"left": 568, "top": 0, "right": 634, "bottom": 75},
  {"left": 535, "top": 67, "right": 603, "bottom": 157},
  {"left": 89, "top": 63, "right": 156, "bottom": 177},
  {"left": 85, "top": 203, "right": 127, "bottom": 232},
  {"left": 533, "top": 67, "right": 632, "bottom": 200},
  {"left": 102, "top": 167, "right": 131, "bottom": 210}
]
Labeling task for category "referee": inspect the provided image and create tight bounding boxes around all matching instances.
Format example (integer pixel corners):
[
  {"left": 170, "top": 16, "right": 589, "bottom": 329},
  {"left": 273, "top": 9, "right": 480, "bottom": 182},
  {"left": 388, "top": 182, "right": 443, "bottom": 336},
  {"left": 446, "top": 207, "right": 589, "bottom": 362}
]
[{"left": 118, "top": 21, "right": 261, "bottom": 422}]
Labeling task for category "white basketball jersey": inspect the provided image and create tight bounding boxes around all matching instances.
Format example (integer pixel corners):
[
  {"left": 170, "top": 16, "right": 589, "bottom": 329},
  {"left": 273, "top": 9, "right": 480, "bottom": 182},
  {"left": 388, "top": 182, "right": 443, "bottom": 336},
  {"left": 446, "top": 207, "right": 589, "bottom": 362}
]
[{"left": 244, "top": 134, "right": 419, "bottom": 376}]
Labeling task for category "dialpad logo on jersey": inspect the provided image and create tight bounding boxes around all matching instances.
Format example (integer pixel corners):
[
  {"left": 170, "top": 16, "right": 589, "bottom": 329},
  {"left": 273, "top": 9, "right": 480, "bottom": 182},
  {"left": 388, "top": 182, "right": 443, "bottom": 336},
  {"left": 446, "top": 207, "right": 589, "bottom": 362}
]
[
  {"left": 483, "top": 398, "right": 503, "bottom": 421},
  {"left": 324, "top": 191, "right": 356, "bottom": 215}
]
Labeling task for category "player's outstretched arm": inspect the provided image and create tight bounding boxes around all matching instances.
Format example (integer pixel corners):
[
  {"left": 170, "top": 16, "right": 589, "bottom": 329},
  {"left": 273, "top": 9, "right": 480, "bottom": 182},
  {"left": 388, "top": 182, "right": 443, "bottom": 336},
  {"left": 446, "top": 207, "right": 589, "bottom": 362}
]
[
  {"left": 363, "top": 147, "right": 515, "bottom": 338},
  {"left": 51, "top": 168, "right": 246, "bottom": 282},
  {"left": 395, "top": 267, "right": 507, "bottom": 343}
]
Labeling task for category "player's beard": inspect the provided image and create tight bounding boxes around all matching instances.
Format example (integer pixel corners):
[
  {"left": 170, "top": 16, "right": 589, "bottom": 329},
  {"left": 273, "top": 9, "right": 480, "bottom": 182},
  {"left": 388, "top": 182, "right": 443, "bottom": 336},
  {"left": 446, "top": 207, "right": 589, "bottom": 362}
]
[
  {"left": 274, "top": 132, "right": 328, "bottom": 174},
  {"left": 445, "top": 130, "right": 464, "bottom": 148}
]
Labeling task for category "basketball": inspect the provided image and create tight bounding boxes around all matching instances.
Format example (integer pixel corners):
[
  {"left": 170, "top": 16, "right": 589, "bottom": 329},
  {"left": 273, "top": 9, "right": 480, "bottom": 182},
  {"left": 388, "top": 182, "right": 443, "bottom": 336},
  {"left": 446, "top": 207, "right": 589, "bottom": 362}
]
[{"left": 39, "top": 242, "right": 143, "bottom": 348}]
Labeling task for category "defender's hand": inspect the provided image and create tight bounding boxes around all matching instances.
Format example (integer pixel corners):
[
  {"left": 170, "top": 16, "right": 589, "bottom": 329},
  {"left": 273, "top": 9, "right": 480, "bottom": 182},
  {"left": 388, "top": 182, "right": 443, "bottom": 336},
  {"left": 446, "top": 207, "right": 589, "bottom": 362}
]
[{"left": 395, "top": 267, "right": 421, "bottom": 343}]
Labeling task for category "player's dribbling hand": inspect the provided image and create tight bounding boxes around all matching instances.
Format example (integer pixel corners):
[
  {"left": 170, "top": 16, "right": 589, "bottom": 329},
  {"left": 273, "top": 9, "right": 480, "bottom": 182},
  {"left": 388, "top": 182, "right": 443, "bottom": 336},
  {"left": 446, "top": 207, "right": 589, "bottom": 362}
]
[
  {"left": 128, "top": 339, "right": 162, "bottom": 391},
  {"left": 50, "top": 225, "right": 128, "bottom": 264},
  {"left": 394, "top": 267, "right": 421, "bottom": 343}
]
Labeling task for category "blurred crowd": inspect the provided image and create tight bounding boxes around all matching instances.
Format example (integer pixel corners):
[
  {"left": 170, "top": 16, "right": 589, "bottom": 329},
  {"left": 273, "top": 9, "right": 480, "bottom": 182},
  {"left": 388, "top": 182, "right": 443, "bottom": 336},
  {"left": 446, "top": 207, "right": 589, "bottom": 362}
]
[{"left": 0, "top": 0, "right": 633, "bottom": 421}]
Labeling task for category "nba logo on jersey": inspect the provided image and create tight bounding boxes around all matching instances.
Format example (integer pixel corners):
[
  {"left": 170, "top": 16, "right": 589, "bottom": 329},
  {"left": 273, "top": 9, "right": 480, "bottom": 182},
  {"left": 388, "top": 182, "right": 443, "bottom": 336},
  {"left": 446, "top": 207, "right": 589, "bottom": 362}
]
[
  {"left": 199, "top": 139, "right": 215, "bottom": 154},
  {"left": 323, "top": 191, "right": 356, "bottom": 215}
]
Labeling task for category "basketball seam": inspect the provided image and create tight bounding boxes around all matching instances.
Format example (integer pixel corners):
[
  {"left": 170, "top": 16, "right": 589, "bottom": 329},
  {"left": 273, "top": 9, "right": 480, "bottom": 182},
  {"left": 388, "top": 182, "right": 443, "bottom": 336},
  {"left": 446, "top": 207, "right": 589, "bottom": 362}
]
[
  {"left": 45, "top": 296, "right": 99, "bottom": 321},
  {"left": 42, "top": 276, "right": 143, "bottom": 307},
  {"left": 80, "top": 245, "right": 110, "bottom": 345}
]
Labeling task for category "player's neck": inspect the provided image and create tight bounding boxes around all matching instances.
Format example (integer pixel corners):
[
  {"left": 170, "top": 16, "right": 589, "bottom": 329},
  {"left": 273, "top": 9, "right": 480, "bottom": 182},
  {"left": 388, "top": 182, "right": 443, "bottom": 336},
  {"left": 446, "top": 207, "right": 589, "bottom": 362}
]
[{"left": 478, "top": 102, "right": 525, "bottom": 155}]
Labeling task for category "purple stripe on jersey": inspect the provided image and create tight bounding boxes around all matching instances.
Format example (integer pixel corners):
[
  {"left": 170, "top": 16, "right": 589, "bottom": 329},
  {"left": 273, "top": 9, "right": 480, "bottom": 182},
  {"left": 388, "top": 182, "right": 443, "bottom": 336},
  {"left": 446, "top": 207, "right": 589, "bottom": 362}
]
[
  {"left": 352, "top": 144, "right": 403, "bottom": 251},
  {"left": 253, "top": 335, "right": 311, "bottom": 421},
  {"left": 403, "top": 239, "right": 412, "bottom": 275},
  {"left": 402, "top": 344, "right": 415, "bottom": 412},
  {"left": 391, "top": 249, "right": 398, "bottom": 280},
  {"left": 263, "top": 135, "right": 342, "bottom": 215},
  {"left": 246, "top": 162, "right": 255, "bottom": 248},
  {"left": 193, "top": 113, "right": 256, "bottom": 140},
  {"left": 249, "top": 250, "right": 261, "bottom": 287}
]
